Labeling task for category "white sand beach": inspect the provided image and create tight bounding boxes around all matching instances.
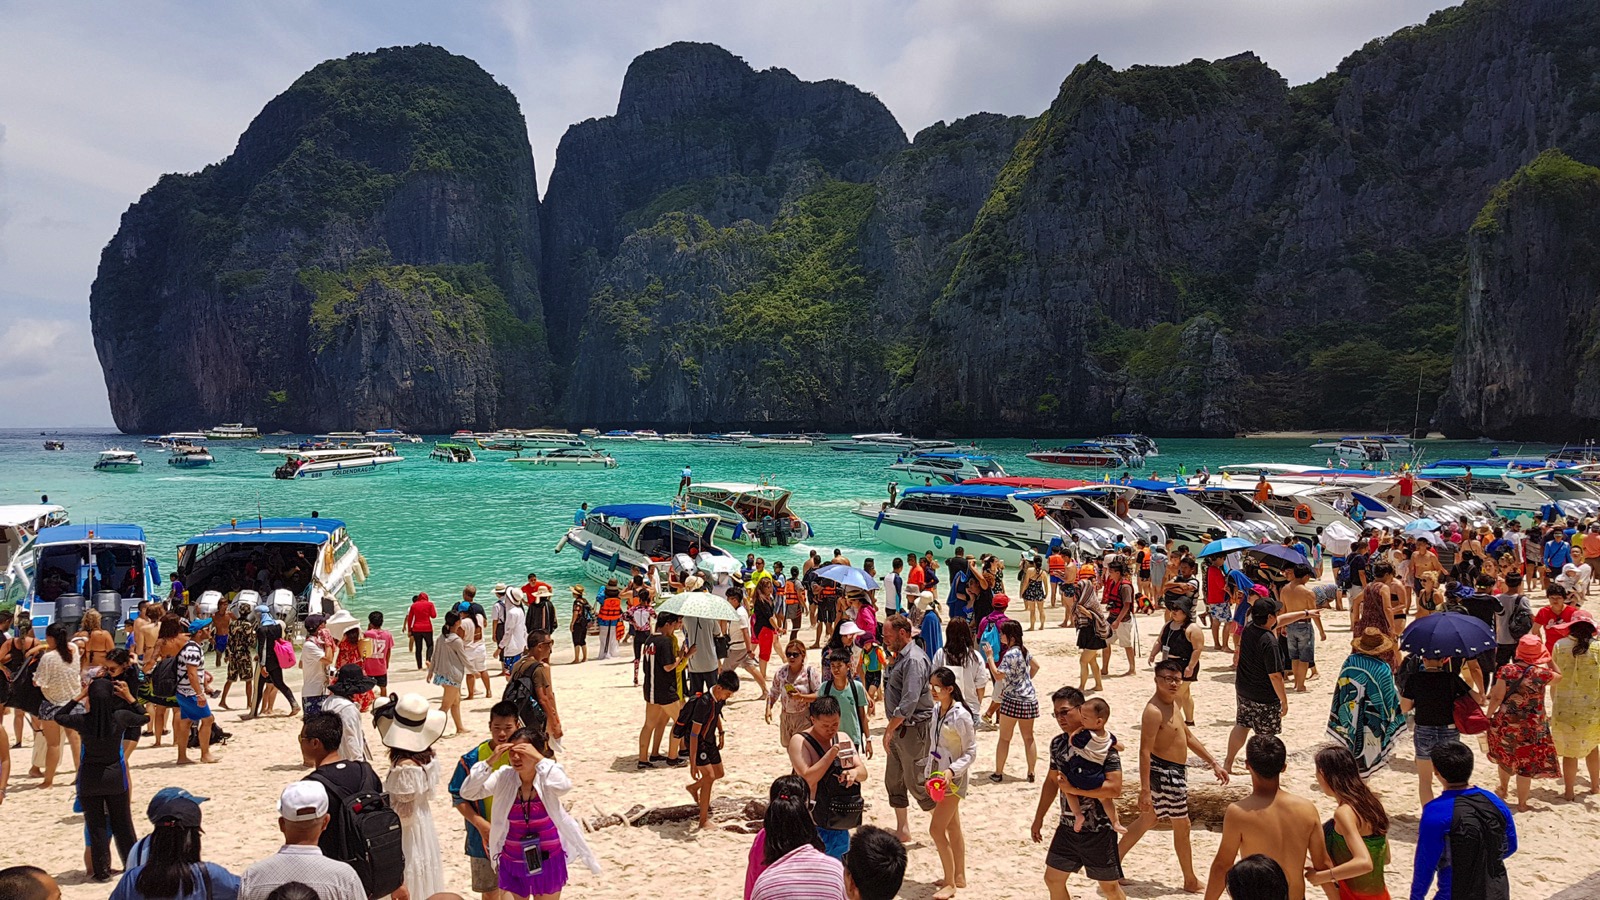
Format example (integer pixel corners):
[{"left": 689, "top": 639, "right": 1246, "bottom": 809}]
[{"left": 10, "top": 582, "right": 1599, "bottom": 899}]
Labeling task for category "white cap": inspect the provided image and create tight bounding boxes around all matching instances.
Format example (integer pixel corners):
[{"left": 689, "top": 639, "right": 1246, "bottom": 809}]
[
  {"left": 279, "top": 781, "right": 329, "bottom": 822},
  {"left": 838, "top": 621, "right": 864, "bottom": 637}
]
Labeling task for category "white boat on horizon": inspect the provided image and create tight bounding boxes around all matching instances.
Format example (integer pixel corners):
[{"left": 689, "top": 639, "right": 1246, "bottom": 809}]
[
  {"left": 739, "top": 434, "right": 815, "bottom": 448},
  {"left": 93, "top": 449, "right": 143, "bottom": 472},
  {"left": 205, "top": 423, "right": 260, "bottom": 439},
  {"left": 272, "top": 445, "right": 403, "bottom": 480},
  {"left": 507, "top": 447, "right": 619, "bottom": 469}
]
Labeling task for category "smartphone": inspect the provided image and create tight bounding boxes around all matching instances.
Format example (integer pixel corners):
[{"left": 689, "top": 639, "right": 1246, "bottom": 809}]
[
  {"left": 784, "top": 683, "right": 797, "bottom": 694},
  {"left": 522, "top": 838, "right": 544, "bottom": 875}
]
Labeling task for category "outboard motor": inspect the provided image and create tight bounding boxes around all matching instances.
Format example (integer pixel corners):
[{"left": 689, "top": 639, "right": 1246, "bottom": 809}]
[
  {"left": 54, "top": 593, "right": 85, "bottom": 634},
  {"left": 266, "top": 588, "right": 293, "bottom": 618},
  {"left": 95, "top": 589, "right": 121, "bottom": 619},
  {"left": 775, "top": 517, "right": 793, "bottom": 546},
  {"left": 758, "top": 516, "right": 775, "bottom": 547},
  {"left": 196, "top": 590, "right": 222, "bottom": 616}
]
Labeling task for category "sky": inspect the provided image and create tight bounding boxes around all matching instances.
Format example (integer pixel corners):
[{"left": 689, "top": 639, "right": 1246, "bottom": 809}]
[{"left": 0, "top": 0, "right": 1453, "bottom": 427}]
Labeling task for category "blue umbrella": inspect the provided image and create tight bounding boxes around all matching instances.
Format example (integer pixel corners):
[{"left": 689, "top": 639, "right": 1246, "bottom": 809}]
[
  {"left": 1403, "top": 518, "right": 1441, "bottom": 533},
  {"left": 812, "top": 564, "right": 878, "bottom": 591},
  {"left": 1400, "top": 611, "right": 1495, "bottom": 660},
  {"left": 1248, "top": 542, "right": 1308, "bottom": 567},
  {"left": 1198, "top": 536, "right": 1254, "bottom": 559}
]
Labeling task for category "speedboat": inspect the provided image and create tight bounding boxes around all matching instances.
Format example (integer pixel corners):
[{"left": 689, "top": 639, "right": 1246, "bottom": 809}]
[
  {"left": 144, "top": 432, "right": 209, "bottom": 449},
  {"left": 176, "top": 517, "right": 368, "bottom": 620},
  {"left": 1116, "top": 480, "right": 1290, "bottom": 545},
  {"left": 664, "top": 433, "right": 740, "bottom": 446},
  {"left": 739, "top": 434, "right": 815, "bottom": 448},
  {"left": 24, "top": 524, "right": 158, "bottom": 639},
  {"left": 1523, "top": 467, "right": 1600, "bottom": 518},
  {"left": 273, "top": 446, "right": 403, "bottom": 479},
  {"left": 1331, "top": 439, "right": 1391, "bottom": 463},
  {"left": 1547, "top": 445, "right": 1600, "bottom": 466},
  {"left": 592, "top": 429, "right": 641, "bottom": 442},
  {"left": 167, "top": 444, "right": 214, "bottom": 468},
  {"left": 429, "top": 442, "right": 477, "bottom": 463},
  {"left": 889, "top": 451, "right": 1007, "bottom": 484},
  {"left": 365, "top": 429, "right": 422, "bottom": 443},
  {"left": 633, "top": 430, "right": 666, "bottom": 442},
  {"left": 1312, "top": 434, "right": 1415, "bottom": 454},
  {"left": 683, "top": 483, "right": 813, "bottom": 546},
  {"left": 853, "top": 484, "right": 1096, "bottom": 566},
  {"left": 1416, "top": 462, "right": 1557, "bottom": 521},
  {"left": 825, "top": 433, "right": 925, "bottom": 453},
  {"left": 507, "top": 448, "right": 619, "bottom": 469},
  {"left": 478, "top": 430, "right": 589, "bottom": 451},
  {"left": 1026, "top": 442, "right": 1136, "bottom": 468},
  {"left": 0, "top": 503, "right": 69, "bottom": 602},
  {"left": 205, "top": 423, "right": 260, "bottom": 439},
  {"left": 555, "top": 504, "right": 732, "bottom": 584},
  {"left": 316, "top": 431, "right": 367, "bottom": 443},
  {"left": 963, "top": 477, "right": 1167, "bottom": 555},
  {"left": 93, "top": 449, "right": 143, "bottom": 472},
  {"left": 1096, "top": 434, "right": 1160, "bottom": 458},
  {"left": 43, "top": 440, "right": 65, "bottom": 451}
]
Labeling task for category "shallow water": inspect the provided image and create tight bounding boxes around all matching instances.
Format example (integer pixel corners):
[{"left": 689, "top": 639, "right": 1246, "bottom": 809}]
[{"left": 1, "top": 429, "right": 1545, "bottom": 623}]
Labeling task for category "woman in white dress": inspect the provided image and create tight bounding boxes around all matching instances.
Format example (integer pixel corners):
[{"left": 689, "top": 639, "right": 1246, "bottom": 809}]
[
  {"left": 923, "top": 666, "right": 977, "bottom": 899},
  {"left": 375, "top": 692, "right": 448, "bottom": 900}
]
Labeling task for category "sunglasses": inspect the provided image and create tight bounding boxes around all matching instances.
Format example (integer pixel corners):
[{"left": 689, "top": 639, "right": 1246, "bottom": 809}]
[{"left": 786, "top": 652, "right": 802, "bottom": 659}]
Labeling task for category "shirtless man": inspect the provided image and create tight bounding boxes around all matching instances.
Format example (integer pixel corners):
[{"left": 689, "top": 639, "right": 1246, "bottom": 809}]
[
  {"left": 1203, "top": 735, "right": 1329, "bottom": 900},
  {"left": 1277, "top": 566, "right": 1320, "bottom": 693},
  {"left": 1118, "top": 660, "right": 1228, "bottom": 893},
  {"left": 132, "top": 601, "right": 162, "bottom": 663}
]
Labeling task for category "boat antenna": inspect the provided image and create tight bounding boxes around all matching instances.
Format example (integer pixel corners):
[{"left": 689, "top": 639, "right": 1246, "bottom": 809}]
[
  {"left": 257, "top": 492, "right": 264, "bottom": 531},
  {"left": 1411, "top": 363, "right": 1425, "bottom": 440}
]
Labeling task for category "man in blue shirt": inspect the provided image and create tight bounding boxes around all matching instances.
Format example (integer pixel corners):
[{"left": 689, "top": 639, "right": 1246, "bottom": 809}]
[
  {"left": 1411, "top": 740, "right": 1516, "bottom": 900},
  {"left": 574, "top": 502, "right": 588, "bottom": 526},
  {"left": 1543, "top": 530, "right": 1572, "bottom": 577}
]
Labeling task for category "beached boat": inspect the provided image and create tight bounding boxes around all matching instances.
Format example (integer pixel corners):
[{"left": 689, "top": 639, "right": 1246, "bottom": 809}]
[
  {"left": 1114, "top": 480, "right": 1290, "bottom": 545},
  {"left": 507, "top": 447, "right": 618, "bottom": 469},
  {"left": 93, "top": 449, "right": 143, "bottom": 472},
  {"left": 683, "top": 483, "right": 813, "bottom": 546},
  {"left": 962, "top": 477, "right": 1168, "bottom": 555},
  {"left": 1026, "top": 442, "right": 1135, "bottom": 468},
  {"left": 555, "top": 504, "right": 732, "bottom": 584},
  {"left": 24, "top": 523, "right": 158, "bottom": 638},
  {"left": 888, "top": 451, "right": 1007, "bottom": 484},
  {"left": 430, "top": 442, "right": 477, "bottom": 463},
  {"left": 175, "top": 517, "right": 368, "bottom": 621},
  {"left": 167, "top": 444, "right": 214, "bottom": 468},
  {"left": 205, "top": 423, "right": 260, "bottom": 439},
  {"left": 272, "top": 445, "right": 403, "bottom": 479},
  {"left": 1416, "top": 462, "right": 1558, "bottom": 521},
  {"left": 0, "top": 503, "right": 69, "bottom": 606}
]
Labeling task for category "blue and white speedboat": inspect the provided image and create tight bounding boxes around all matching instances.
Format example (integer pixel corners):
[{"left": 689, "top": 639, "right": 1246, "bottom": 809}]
[
  {"left": 23, "top": 523, "right": 158, "bottom": 638},
  {"left": 175, "top": 517, "right": 369, "bottom": 621},
  {"left": 888, "top": 451, "right": 1006, "bottom": 484},
  {"left": 556, "top": 504, "right": 732, "bottom": 585}
]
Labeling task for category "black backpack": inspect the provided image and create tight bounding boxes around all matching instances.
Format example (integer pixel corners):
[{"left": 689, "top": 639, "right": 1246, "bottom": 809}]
[
  {"left": 801, "top": 732, "right": 864, "bottom": 831},
  {"left": 502, "top": 661, "right": 544, "bottom": 727},
  {"left": 150, "top": 655, "right": 180, "bottom": 699},
  {"left": 1505, "top": 594, "right": 1533, "bottom": 640},
  {"left": 7, "top": 656, "right": 43, "bottom": 717},
  {"left": 672, "top": 692, "right": 713, "bottom": 742},
  {"left": 307, "top": 766, "right": 405, "bottom": 899}
]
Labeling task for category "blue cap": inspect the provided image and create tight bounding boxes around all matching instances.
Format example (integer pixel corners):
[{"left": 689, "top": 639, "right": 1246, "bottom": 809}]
[
  {"left": 188, "top": 618, "right": 213, "bottom": 633},
  {"left": 458, "top": 601, "right": 472, "bottom": 612},
  {"left": 146, "top": 786, "right": 208, "bottom": 822}
]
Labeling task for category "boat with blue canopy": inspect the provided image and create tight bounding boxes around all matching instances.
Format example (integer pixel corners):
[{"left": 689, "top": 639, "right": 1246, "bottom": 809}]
[{"left": 556, "top": 503, "right": 732, "bottom": 585}]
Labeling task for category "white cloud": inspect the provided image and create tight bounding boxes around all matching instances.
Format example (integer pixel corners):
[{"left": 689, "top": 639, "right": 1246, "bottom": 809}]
[{"left": 0, "top": 0, "right": 1453, "bottom": 427}]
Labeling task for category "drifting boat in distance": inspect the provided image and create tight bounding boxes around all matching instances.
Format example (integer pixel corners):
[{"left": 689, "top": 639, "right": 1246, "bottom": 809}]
[
  {"left": 429, "top": 442, "right": 477, "bottom": 463},
  {"left": 93, "top": 449, "right": 143, "bottom": 472},
  {"left": 273, "top": 444, "right": 403, "bottom": 479},
  {"left": 555, "top": 503, "right": 732, "bottom": 584},
  {"left": 143, "top": 432, "right": 209, "bottom": 449},
  {"left": 683, "top": 483, "right": 813, "bottom": 546},
  {"left": 507, "top": 448, "right": 619, "bottom": 469},
  {"left": 365, "top": 429, "right": 422, "bottom": 443},
  {"left": 889, "top": 451, "right": 1007, "bottom": 484},
  {"left": 167, "top": 444, "right": 214, "bottom": 468},
  {"left": 43, "top": 440, "right": 65, "bottom": 451},
  {"left": 1311, "top": 434, "right": 1414, "bottom": 454},
  {"left": 739, "top": 434, "right": 814, "bottom": 448},
  {"left": 205, "top": 423, "right": 260, "bottom": 439},
  {"left": 1026, "top": 442, "right": 1138, "bottom": 468}
]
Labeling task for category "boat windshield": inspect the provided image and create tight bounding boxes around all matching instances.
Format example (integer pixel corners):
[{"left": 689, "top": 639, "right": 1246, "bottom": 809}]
[
  {"left": 634, "top": 519, "right": 713, "bottom": 560},
  {"left": 896, "top": 493, "right": 1023, "bottom": 522},
  {"left": 35, "top": 542, "right": 144, "bottom": 603}
]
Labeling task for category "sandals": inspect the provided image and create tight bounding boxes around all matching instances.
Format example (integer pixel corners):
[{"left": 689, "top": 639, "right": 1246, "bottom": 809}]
[{"left": 988, "top": 773, "right": 1004, "bottom": 783}]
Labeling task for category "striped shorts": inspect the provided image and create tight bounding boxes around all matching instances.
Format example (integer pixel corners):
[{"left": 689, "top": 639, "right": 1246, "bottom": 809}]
[{"left": 1149, "top": 755, "right": 1189, "bottom": 820}]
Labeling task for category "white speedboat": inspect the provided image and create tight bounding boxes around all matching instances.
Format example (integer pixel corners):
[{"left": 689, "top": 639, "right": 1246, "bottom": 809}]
[
  {"left": 429, "top": 442, "right": 477, "bottom": 463},
  {"left": 176, "top": 517, "right": 368, "bottom": 620},
  {"left": 1332, "top": 439, "right": 1391, "bottom": 463},
  {"left": 592, "top": 429, "right": 641, "bottom": 442},
  {"left": 316, "top": 431, "right": 368, "bottom": 443},
  {"left": 555, "top": 504, "right": 732, "bottom": 584},
  {"left": 739, "top": 434, "right": 814, "bottom": 448},
  {"left": 1118, "top": 479, "right": 1290, "bottom": 545},
  {"left": 507, "top": 448, "right": 618, "bottom": 469},
  {"left": 25, "top": 523, "right": 157, "bottom": 639},
  {"left": 825, "top": 432, "right": 912, "bottom": 453},
  {"left": 663, "top": 433, "right": 739, "bottom": 446},
  {"left": 889, "top": 451, "right": 1007, "bottom": 484},
  {"left": 205, "top": 423, "right": 260, "bottom": 439},
  {"left": 1096, "top": 434, "right": 1160, "bottom": 458},
  {"left": 963, "top": 477, "right": 1167, "bottom": 556},
  {"left": 0, "top": 503, "right": 69, "bottom": 603},
  {"left": 1026, "top": 442, "right": 1136, "bottom": 468},
  {"left": 1312, "top": 434, "right": 1414, "bottom": 454},
  {"left": 853, "top": 483, "right": 1096, "bottom": 567},
  {"left": 365, "top": 429, "right": 422, "bottom": 443},
  {"left": 93, "top": 449, "right": 143, "bottom": 472},
  {"left": 273, "top": 447, "right": 402, "bottom": 479},
  {"left": 167, "top": 444, "right": 214, "bottom": 469},
  {"left": 683, "top": 483, "right": 813, "bottom": 546},
  {"left": 144, "top": 432, "right": 209, "bottom": 449},
  {"left": 1415, "top": 463, "right": 1556, "bottom": 521}
]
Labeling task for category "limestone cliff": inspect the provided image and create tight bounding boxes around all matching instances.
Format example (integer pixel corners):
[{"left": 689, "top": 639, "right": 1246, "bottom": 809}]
[
  {"left": 90, "top": 45, "right": 549, "bottom": 432},
  {"left": 1437, "top": 150, "right": 1600, "bottom": 437}
]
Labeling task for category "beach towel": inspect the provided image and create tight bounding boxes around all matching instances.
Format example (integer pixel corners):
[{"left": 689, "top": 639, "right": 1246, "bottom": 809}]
[{"left": 1327, "top": 651, "right": 1406, "bottom": 777}]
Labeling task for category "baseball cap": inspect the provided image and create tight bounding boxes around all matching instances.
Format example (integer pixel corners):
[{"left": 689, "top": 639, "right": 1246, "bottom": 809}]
[
  {"left": 150, "top": 796, "right": 203, "bottom": 828},
  {"left": 146, "top": 787, "right": 208, "bottom": 823},
  {"left": 188, "top": 618, "right": 213, "bottom": 633},
  {"left": 279, "top": 781, "right": 330, "bottom": 822}
]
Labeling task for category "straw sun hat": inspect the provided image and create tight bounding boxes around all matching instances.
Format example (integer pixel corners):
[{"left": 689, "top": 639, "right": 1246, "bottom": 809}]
[
  {"left": 375, "top": 693, "right": 448, "bottom": 753},
  {"left": 1350, "top": 626, "right": 1397, "bottom": 656}
]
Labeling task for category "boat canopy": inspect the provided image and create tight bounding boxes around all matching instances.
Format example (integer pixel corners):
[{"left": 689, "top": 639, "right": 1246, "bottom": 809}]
[
  {"left": 902, "top": 484, "right": 1071, "bottom": 501},
  {"left": 912, "top": 452, "right": 997, "bottom": 461},
  {"left": 0, "top": 504, "right": 66, "bottom": 528},
  {"left": 692, "top": 483, "right": 790, "bottom": 495},
  {"left": 182, "top": 518, "right": 346, "bottom": 546},
  {"left": 965, "top": 476, "right": 1088, "bottom": 490},
  {"left": 36, "top": 524, "right": 146, "bottom": 545},
  {"left": 591, "top": 503, "right": 689, "bottom": 521},
  {"left": 1427, "top": 458, "right": 1565, "bottom": 470}
]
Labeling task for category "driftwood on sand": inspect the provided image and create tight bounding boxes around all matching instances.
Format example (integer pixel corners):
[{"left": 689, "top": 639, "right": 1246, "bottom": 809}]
[{"left": 585, "top": 797, "right": 770, "bottom": 833}]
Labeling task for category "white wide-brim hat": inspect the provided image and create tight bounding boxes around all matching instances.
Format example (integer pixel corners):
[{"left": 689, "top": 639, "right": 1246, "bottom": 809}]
[
  {"left": 376, "top": 693, "right": 448, "bottom": 753},
  {"left": 326, "top": 609, "right": 361, "bottom": 637}
]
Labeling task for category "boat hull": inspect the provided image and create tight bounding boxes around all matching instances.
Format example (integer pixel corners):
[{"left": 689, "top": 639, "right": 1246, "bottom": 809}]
[
  {"left": 94, "top": 462, "right": 143, "bottom": 472},
  {"left": 851, "top": 506, "right": 1053, "bottom": 568},
  {"left": 508, "top": 457, "right": 617, "bottom": 469},
  {"left": 167, "top": 456, "right": 213, "bottom": 468},
  {"left": 1026, "top": 452, "right": 1123, "bottom": 468},
  {"left": 281, "top": 457, "right": 402, "bottom": 479}
]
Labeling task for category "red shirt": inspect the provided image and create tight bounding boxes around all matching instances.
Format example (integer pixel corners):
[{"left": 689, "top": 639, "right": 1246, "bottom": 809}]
[
  {"left": 1537, "top": 605, "right": 1580, "bottom": 651},
  {"left": 404, "top": 598, "right": 437, "bottom": 633},
  {"left": 362, "top": 628, "right": 393, "bottom": 677},
  {"left": 908, "top": 565, "right": 926, "bottom": 591}
]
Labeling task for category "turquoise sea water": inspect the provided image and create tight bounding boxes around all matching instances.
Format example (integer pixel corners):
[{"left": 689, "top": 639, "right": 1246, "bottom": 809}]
[{"left": 1, "top": 429, "right": 1552, "bottom": 623}]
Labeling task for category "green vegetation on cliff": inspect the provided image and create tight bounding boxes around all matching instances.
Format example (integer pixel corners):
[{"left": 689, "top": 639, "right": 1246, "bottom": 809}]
[
  {"left": 298, "top": 261, "right": 542, "bottom": 352},
  {"left": 1473, "top": 149, "right": 1600, "bottom": 236}
]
